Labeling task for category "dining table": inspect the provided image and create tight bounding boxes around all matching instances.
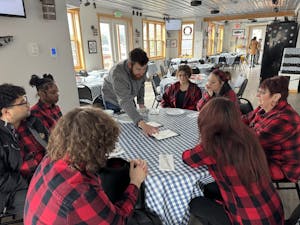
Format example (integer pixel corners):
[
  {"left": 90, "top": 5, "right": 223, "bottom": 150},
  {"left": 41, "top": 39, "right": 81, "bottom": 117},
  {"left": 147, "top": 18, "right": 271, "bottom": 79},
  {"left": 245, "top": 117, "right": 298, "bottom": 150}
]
[{"left": 113, "top": 108, "right": 214, "bottom": 225}]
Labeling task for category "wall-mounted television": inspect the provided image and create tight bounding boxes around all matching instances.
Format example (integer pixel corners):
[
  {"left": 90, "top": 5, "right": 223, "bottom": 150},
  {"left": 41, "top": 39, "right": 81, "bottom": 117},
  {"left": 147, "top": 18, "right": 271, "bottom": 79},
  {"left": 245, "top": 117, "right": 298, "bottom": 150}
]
[
  {"left": 0, "top": 0, "right": 26, "bottom": 18},
  {"left": 166, "top": 19, "right": 182, "bottom": 31}
]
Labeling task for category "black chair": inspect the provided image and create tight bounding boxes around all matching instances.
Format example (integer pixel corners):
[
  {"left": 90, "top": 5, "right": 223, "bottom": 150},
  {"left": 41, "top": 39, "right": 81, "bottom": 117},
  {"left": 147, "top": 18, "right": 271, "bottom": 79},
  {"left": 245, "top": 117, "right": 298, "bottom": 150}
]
[
  {"left": 232, "top": 56, "right": 241, "bottom": 70},
  {"left": 160, "top": 65, "right": 166, "bottom": 76},
  {"left": 238, "top": 97, "right": 253, "bottom": 115},
  {"left": 151, "top": 74, "right": 162, "bottom": 108},
  {"left": 218, "top": 56, "right": 227, "bottom": 69},
  {"left": 236, "top": 78, "right": 248, "bottom": 98},
  {"left": 274, "top": 178, "right": 300, "bottom": 201},
  {"left": 0, "top": 210, "right": 23, "bottom": 225},
  {"left": 77, "top": 85, "right": 93, "bottom": 105}
]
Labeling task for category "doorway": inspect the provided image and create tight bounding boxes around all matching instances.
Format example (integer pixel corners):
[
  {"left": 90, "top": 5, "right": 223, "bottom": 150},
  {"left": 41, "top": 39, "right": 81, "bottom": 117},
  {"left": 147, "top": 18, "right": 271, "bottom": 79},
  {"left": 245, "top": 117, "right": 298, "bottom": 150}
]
[{"left": 99, "top": 16, "right": 131, "bottom": 70}]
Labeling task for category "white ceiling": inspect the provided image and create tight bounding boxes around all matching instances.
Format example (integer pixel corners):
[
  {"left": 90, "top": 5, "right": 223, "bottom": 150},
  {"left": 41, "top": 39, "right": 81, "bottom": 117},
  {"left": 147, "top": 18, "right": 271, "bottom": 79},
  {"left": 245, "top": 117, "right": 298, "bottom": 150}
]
[{"left": 67, "top": 0, "right": 300, "bottom": 19}]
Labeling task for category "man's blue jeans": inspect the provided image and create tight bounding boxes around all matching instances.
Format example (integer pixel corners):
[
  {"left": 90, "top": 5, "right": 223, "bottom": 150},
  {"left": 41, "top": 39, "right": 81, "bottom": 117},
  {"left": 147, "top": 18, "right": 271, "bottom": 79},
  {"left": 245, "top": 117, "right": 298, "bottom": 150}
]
[{"left": 104, "top": 101, "right": 121, "bottom": 113}]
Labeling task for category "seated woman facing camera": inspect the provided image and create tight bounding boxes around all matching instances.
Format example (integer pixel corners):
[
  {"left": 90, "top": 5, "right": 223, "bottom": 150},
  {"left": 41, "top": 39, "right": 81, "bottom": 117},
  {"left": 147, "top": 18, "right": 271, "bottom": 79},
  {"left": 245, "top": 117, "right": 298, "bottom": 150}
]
[
  {"left": 242, "top": 76, "right": 300, "bottom": 182},
  {"left": 29, "top": 74, "right": 62, "bottom": 131},
  {"left": 161, "top": 65, "right": 202, "bottom": 111},
  {"left": 24, "top": 107, "right": 147, "bottom": 225},
  {"left": 196, "top": 69, "right": 238, "bottom": 111},
  {"left": 183, "top": 98, "right": 283, "bottom": 225}
]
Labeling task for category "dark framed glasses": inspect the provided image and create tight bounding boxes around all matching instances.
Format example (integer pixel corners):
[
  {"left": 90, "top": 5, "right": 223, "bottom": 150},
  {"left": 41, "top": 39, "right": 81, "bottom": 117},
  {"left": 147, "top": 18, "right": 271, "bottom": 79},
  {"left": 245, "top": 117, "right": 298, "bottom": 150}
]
[{"left": 8, "top": 96, "right": 29, "bottom": 107}]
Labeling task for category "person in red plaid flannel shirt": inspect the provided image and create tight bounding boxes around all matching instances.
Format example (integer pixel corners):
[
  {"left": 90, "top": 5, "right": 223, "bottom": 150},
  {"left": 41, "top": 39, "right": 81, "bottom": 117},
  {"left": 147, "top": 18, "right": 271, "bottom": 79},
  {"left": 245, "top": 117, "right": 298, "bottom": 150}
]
[
  {"left": 242, "top": 76, "right": 300, "bottom": 182},
  {"left": 161, "top": 65, "right": 202, "bottom": 110},
  {"left": 183, "top": 98, "right": 284, "bottom": 225},
  {"left": 196, "top": 69, "right": 239, "bottom": 112},
  {"left": 24, "top": 107, "right": 148, "bottom": 225},
  {"left": 29, "top": 74, "right": 62, "bottom": 131},
  {"left": 0, "top": 84, "right": 30, "bottom": 216}
]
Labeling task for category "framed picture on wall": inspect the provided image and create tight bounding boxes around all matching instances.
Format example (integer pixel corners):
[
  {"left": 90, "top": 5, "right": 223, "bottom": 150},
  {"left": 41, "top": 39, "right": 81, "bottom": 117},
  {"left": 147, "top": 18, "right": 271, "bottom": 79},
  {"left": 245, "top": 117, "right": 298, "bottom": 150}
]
[
  {"left": 232, "top": 29, "right": 245, "bottom": 37},
  {"left": 88, "top": 40, "right": 97, "bottom": 54}
]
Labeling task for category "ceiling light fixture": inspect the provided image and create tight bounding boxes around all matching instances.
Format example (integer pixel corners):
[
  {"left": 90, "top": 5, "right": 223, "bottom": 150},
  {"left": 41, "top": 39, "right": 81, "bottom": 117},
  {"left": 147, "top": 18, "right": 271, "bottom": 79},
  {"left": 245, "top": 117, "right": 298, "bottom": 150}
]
[
  {"left": 190, "top": 0, "right": 202, "bottom": 6},
  {"left": 272, "top": 0, "right": 279, "bottom": 5},
  {"left": 84, "top": 0, "right": 90, "bottom": 6}
]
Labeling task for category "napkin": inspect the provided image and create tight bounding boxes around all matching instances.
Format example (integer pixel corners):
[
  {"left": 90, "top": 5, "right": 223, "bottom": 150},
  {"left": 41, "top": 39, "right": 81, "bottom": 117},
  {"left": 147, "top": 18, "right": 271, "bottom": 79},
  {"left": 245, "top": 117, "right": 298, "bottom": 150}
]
[
  {"left": 159, "top": 154, "right": 175, "bottom": 171},
  {"left": 146, "top": 121, "right": 163, "bottom": 128},
  {"left": 151, "top": 129, "right": 179, "bottom": 140}
]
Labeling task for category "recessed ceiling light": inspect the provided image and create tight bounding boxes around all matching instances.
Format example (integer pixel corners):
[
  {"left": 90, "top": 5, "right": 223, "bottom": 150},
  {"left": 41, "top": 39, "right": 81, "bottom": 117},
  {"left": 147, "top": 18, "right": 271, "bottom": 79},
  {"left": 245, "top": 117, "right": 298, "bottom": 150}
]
[
  {"left": 191, "top": 0, "right": 202, "bottom": 6},
  {"left": 211, "top": 9, "right": 220, "bottom": 14}
]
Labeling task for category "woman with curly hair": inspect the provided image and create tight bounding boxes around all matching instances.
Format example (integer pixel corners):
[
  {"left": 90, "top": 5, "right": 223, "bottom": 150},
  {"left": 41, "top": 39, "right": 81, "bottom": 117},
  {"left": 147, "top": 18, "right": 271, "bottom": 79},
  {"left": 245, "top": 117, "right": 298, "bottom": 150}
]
[
  {"left": 29, "top": 74, "right": 62, "bottom": 130},
  {"left": 24, "top": 107, "right": 147, "bottom": 225}
]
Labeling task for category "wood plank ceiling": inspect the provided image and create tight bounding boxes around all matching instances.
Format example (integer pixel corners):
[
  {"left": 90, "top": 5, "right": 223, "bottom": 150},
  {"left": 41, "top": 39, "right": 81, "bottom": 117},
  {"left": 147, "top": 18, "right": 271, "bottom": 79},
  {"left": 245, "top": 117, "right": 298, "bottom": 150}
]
[{"left": 68, "top": 0, "right": 299, "bottom": 20}]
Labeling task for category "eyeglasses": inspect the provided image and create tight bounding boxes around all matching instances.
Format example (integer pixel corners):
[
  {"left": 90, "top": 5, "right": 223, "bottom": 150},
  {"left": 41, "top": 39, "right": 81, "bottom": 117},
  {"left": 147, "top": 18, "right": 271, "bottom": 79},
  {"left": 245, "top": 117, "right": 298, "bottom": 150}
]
[{"left": 8, "top": 96, "right": 29, "bottom": 107}]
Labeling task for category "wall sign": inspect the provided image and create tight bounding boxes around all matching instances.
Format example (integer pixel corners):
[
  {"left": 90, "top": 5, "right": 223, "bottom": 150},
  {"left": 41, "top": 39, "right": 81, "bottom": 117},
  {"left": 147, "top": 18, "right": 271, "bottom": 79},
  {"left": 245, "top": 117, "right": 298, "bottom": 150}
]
[{"left": 232, "top": 29, "right": 245, "bottom": 37}]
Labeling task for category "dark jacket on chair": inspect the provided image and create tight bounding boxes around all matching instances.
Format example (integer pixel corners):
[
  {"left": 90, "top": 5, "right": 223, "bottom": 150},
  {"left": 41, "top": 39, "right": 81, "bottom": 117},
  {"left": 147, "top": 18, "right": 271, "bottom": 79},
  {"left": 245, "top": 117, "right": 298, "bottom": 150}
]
[{"left": 0, "top": 119, "right": 28, "bottom": 213}]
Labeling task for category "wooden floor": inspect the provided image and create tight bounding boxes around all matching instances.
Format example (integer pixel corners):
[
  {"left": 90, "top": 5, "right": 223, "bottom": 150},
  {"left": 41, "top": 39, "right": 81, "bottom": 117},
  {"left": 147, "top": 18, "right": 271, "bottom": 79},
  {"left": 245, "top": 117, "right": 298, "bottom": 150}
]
[{"left": 144, "top": 64, "right": 300, "bottom": 218}]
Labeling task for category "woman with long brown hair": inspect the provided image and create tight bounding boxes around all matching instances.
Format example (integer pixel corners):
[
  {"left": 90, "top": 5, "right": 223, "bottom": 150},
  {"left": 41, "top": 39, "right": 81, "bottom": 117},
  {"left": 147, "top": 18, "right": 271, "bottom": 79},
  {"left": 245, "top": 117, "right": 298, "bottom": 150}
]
[
  {"left": 183, "top": 97, "right": 283, "bottom": 225},
  {"left": 24, "top": 107, "right": 147, "bottom": 225}
]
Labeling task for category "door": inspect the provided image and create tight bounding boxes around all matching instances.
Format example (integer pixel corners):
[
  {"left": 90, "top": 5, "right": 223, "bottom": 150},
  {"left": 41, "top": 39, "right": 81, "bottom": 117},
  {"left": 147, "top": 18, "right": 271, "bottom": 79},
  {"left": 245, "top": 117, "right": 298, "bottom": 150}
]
[{"left": 99, "top": 18, "right": 130, "bottom": 70}]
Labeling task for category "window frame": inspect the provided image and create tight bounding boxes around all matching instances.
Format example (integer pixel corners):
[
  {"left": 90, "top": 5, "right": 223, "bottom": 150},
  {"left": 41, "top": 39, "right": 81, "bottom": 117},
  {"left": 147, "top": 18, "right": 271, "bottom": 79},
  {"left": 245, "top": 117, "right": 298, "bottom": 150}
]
[
  {"left": 67, "top": 9, "right": 85, "bottom": 71},
  {"left": 142, "top": 19, "right": 165, "bottom": 60},
  {"left": 179, "top": 21, "right": 195, "bottom": 58}
]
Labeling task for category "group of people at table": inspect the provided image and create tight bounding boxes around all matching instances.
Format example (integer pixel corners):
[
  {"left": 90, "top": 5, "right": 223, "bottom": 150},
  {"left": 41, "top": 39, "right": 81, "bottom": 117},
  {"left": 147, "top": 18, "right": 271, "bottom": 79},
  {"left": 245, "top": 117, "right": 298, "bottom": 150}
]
[{"left": 0, "top": 48, "right": 299, "bottom": 225}]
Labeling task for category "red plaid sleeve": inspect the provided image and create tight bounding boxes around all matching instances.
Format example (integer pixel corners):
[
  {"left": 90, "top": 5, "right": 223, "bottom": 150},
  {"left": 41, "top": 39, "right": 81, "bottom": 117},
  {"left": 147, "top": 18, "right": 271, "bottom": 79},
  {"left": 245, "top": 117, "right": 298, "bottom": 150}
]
[
  {"left": 241, "top": 106, "right": 260, "bottom": 125},
  {"left": 31, "top": 100, "right": 62, "bottom": 130},
  {"left": 24, "top": 157, "right": 139, "bottom": 225},
  {"left": 196, "top": 92, "right": 212, "bottom": 111},
  {"left": 182, "top": 144, "right": 216, "bottom": 168}
]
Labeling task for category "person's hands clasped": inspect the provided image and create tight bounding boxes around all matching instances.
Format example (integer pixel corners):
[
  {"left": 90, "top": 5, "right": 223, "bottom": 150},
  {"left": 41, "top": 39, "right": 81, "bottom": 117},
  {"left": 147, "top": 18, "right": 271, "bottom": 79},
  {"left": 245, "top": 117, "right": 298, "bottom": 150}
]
[
  {"left": 138, "top": 120, "right": 159, "bottom": 136},
  {"left": 129, "top": 159, "right": 148, "bottom": 189}
]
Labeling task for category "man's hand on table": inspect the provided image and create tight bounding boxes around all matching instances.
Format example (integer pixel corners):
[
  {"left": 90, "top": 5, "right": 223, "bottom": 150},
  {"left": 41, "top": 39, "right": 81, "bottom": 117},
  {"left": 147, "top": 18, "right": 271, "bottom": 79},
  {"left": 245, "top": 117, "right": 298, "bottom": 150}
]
[{"left": 138, "top": 120, "right": 159, "bottom": 136}]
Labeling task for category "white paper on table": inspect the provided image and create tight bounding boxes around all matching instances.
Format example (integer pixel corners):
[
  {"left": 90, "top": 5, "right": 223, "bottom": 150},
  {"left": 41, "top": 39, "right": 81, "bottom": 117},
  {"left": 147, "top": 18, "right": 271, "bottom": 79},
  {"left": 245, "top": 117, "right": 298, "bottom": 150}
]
[
  {"left": 159, "top": 154, "right": 175, "bottom": 171},
  {"left": 109, "top": 146, "right": 125, "bottom": 158},
  {"left": 146, "top": 121, "right": 163, "bottom": 128},
  {"left": 152, "top": 129, "right": 179, "bottom": 140},
  {"left": 149, "top": 108, "right": 160, "bottom": 115}
]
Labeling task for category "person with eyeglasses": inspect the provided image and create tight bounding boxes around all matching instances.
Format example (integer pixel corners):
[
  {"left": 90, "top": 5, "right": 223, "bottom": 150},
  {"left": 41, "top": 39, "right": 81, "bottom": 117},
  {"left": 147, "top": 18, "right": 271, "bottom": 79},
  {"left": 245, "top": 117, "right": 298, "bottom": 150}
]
[
  {"left": 29, "top": 74, "right": 62, "bottom": 131},
  {"left": 242, "top": 76, "right": 300, "bottom": 183},
  {"left": 0, "top": 84, "right": 49, "bottom": 185}
]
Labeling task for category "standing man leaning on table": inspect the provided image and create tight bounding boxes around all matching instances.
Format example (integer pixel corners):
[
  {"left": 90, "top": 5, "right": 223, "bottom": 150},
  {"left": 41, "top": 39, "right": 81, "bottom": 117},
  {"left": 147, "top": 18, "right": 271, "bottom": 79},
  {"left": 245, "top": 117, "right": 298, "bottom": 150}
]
[{"left": 102, "top": 48, "right": 158, "bottom": 136}]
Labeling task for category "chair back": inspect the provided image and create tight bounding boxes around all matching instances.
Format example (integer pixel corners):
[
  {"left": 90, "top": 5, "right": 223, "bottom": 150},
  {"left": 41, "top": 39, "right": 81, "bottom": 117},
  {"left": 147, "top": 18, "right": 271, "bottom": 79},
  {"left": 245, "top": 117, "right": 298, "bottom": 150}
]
[
  {"left": 218, "top": 56, "right": 227, "bottom": 64},
  {"left": 77, "top": 85, "right": 93, "bottom": 104},
  {"left": 160, "top": 65, "right": 166, "bottom": 76},
  {"left": 151, "top": 74, "right": 161, "bottom": 97},
  {"left": 238, "top": 97, "right": 253, "bottom": 115},
  {"left": 236, "top": 78, "right": 248, "bottom": 97},
  {"left": 233, "top": 56, "right": 241, "bottom": 64}
]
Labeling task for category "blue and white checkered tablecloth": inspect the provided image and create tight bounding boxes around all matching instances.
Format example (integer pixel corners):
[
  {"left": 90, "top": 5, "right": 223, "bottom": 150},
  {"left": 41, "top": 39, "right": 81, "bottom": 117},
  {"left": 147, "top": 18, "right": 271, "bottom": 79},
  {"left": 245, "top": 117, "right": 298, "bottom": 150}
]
[{"left": 116, "top": 108, "right": 214, "bottom": 225}]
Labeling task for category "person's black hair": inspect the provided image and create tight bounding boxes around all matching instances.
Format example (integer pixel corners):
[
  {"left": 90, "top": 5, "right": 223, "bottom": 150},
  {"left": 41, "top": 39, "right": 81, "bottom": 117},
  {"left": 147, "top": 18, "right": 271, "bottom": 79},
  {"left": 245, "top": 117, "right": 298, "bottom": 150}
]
[
  {"left": 0, "top": 83, "right": 26, "bottom": 116},
  {"left": 128, "top": 48, "right": 149, "bottom": 66},
  {"left": 29, "top": 74, "right": 54, "bottom": 91}
]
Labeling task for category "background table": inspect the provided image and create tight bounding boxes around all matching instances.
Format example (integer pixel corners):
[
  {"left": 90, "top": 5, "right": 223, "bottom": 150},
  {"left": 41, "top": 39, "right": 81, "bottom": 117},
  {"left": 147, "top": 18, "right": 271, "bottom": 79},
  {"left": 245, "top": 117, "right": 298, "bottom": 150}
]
[{"left": 115, "top": 109, "right": 214, "bottom": 225}]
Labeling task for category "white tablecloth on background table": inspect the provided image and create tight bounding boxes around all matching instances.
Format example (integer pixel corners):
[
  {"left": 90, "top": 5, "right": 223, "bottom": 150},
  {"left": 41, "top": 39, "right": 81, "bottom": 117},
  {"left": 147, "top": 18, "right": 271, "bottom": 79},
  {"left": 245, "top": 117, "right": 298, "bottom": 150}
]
[{"left": 115, "top": 108, "right": 214, "bottom": 225}]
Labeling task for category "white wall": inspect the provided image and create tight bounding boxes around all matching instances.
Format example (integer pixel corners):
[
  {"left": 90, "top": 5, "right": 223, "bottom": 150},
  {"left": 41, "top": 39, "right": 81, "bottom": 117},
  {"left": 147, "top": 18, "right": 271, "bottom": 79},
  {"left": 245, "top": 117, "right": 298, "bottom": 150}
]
[{"left": 0, "top": 0, "right": 79, "bottom": 114}]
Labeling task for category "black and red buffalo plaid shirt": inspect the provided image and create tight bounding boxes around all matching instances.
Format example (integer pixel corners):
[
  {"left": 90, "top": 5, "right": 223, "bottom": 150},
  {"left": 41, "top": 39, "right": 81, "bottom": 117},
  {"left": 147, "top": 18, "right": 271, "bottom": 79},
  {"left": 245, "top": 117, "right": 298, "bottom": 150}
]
[
  {"left": 16, "top": 116, "right": 48, "bottom": 180},
  {"left": 161, "top": 81, "right": 202, "bottom": 111},
  {"left": 24, "top": 156, "right": 139, "bottom": 225},
  {"left": 182, "top": 144, "right": 284, "bottom": 225},
  {"left": 242, "top": 100, "right": 300, "bottom": 182},
  {"left": 31, "top": 100, "right": 62, "bottom": 130},
  {"left": 196, "top": 88, "right": 239, "bottom": 112}
]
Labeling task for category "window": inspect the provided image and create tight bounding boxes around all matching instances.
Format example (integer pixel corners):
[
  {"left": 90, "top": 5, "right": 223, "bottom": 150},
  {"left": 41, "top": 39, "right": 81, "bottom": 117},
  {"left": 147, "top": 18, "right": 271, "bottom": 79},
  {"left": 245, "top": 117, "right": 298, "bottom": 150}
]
[
  {"left": 216, "top": 25, "right": 224, "bottom": 53},
  {"left": 67, "top": 9, "right": 84, "bottom": 70},
  {"left": 143, "top": 20, "right": 165, "bottom": 59},
  {"left": 179, "top": 22, "right": 194, "bottom": 58}
]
